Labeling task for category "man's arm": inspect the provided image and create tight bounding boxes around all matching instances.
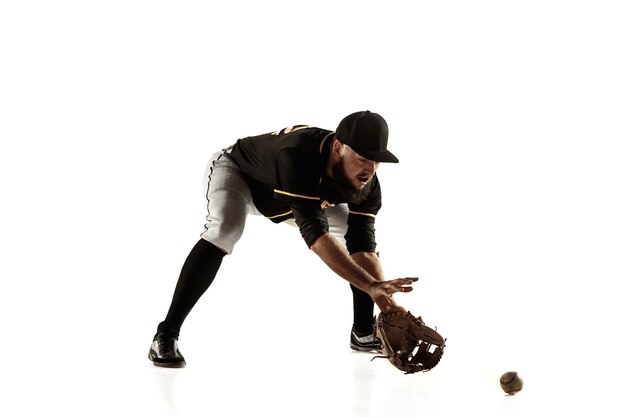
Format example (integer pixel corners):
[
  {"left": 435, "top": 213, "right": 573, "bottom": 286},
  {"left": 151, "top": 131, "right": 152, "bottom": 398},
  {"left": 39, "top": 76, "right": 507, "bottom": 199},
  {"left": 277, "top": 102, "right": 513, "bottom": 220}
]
[
  {"left": 310, "top": 233, "right": 416, "bottom": 313},
  {"left": 351, "top": 251, "right": 384, "bottom": 281}
]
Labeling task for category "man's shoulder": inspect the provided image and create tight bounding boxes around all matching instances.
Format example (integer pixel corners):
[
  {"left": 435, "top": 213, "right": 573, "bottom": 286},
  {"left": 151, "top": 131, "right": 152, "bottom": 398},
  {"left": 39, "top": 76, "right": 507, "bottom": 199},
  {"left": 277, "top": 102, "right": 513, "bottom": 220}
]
[
  {"left": 269, "top": 125, "right": 327, "bottom": 137},
  {"left": 275, "top": 127, "right": 331, "bottom": 161},
  {"left": 274, "top": 126, "right": 332, "bottom": 150}
]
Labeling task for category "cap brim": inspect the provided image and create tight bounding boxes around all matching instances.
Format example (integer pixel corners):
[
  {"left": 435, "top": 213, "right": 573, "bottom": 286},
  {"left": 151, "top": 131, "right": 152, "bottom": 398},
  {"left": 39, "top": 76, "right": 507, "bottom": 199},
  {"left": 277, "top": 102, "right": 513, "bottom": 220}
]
[{"left": 359, "top": 149, "right": 399, "bottom": 163}]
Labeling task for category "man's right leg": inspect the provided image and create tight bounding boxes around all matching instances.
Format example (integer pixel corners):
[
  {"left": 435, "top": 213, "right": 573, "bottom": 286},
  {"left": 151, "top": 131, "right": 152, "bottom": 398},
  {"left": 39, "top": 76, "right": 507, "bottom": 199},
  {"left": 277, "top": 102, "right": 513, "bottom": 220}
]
[{"left": 149, "top": 150, "right": 254, "bottom": 367}]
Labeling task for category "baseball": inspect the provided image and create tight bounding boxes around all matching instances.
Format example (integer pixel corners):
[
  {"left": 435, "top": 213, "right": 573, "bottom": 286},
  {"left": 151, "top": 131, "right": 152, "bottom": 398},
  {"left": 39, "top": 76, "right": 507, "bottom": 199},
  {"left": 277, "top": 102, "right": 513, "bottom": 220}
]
[{"left": 500, "top": 371, "right": 523, "bottom": 395}]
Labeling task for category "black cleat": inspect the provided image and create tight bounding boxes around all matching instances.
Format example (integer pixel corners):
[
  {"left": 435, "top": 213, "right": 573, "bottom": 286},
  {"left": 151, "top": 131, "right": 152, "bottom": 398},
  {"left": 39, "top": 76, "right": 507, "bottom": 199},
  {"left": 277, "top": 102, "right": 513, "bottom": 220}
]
[
  {"left": 149, "top": 337, "right": 186, "bottom": 368},
  {"left": 350, "top": 328, "right": 382, "bottom": 352}
]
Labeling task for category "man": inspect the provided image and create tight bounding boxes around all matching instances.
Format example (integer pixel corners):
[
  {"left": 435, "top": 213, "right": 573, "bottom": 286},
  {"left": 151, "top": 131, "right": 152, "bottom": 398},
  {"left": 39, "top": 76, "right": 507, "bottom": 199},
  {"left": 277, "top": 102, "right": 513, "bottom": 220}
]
[{"left": 149, "top": 110, "right": 418, "bottom": 367}]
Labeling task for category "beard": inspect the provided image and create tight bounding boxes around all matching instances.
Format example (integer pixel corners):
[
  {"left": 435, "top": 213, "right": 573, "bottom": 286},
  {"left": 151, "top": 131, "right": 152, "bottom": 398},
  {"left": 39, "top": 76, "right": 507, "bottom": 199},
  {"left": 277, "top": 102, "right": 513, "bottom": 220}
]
[{"left": 331, "top": 159, "right": 373, "bottom": 205}]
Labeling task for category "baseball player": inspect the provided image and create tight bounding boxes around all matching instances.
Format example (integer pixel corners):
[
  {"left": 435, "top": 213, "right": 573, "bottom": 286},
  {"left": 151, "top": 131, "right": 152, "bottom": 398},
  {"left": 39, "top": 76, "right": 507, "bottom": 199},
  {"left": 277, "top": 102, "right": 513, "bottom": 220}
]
[{"left": 149, "top": 111, "right": 419, "bottom": 367}]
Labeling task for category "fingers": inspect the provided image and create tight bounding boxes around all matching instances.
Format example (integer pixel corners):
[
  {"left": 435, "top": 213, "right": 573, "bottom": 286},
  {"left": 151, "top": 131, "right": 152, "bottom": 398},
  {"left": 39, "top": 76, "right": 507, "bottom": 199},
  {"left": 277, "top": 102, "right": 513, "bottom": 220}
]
[
  {"left": 392, "top": 277, "right": 419, "bottom": 285},
  {"left": 371, "top": 277, "right": 420, "bottom": 313},
  {"left": 391, "top": 277, "right": 419, "bottom": 294},
  {"left": 371, "top": 277, "right": 420, "bottom": 297}
]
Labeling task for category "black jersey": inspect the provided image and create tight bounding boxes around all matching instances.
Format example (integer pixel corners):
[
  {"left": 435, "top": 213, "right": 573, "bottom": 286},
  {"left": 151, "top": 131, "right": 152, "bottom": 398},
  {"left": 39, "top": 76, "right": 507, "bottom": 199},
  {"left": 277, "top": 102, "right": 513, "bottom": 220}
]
[{"left": 228, "top": 125, "right": 382, "bottom": 253}]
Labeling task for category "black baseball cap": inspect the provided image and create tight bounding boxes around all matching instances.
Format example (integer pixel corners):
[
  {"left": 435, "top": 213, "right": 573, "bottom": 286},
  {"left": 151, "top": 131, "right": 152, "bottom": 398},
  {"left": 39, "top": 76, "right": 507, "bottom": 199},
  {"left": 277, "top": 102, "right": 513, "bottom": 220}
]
[{"left": 335, "top": 110, "right": 399, "bottom": 163}]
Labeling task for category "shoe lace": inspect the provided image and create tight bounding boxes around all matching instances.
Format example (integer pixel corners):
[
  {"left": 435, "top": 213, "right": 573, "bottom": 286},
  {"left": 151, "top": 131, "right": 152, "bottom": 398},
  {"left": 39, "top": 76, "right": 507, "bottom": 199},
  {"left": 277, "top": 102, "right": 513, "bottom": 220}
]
[{"left": 156, "top": 338, "right": 177, "bottom": 358}]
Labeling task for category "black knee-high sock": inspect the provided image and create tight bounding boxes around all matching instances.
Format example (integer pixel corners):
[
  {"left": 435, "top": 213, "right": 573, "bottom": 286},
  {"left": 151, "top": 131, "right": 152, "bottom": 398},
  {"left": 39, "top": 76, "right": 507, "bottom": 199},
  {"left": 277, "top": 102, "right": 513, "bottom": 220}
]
[
  {"left": 156, "top": 239, "right": 225, "bottom": 339},
  {"left": 350, "top": 284, "right": 375, "bottom": 334}
]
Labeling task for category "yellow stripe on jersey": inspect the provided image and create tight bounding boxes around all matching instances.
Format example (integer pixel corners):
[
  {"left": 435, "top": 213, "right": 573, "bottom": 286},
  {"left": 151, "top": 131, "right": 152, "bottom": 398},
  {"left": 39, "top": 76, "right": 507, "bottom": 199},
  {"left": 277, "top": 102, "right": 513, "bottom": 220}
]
[
  {"left": 271, "top": 125, "right": 311, "bottom": 136},
  {"left": 319, "top": 131, "right": 334, "bottom": 153},
  {"left": 267, "top": 210, "right": 293, "bottom": 219},
  {"left": 274, "top": 189, "right": 320, "bottom": 201},
  {"left": 349, "top": 210, "right": 376, "bottom": 218}
]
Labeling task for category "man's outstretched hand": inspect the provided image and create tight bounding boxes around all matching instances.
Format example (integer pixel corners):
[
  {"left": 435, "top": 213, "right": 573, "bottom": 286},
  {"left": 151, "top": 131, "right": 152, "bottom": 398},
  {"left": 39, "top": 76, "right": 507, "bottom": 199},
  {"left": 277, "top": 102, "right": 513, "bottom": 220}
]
[{"left": 369, "top": 277, "right": 419, "bottom": 313}]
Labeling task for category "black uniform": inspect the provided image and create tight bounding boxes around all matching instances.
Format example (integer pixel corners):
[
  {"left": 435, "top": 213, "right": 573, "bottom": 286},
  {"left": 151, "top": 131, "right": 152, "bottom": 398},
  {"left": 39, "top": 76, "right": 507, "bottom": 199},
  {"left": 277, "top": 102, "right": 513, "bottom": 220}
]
[{"left": 229, "top": 125, "right": 382, "bottom": 253}]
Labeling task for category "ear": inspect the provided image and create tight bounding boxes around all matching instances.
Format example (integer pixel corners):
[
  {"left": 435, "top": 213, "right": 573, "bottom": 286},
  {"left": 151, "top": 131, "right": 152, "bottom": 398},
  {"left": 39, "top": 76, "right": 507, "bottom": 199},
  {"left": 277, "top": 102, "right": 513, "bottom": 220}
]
[{"left": 331, "top": 139, "right": 344, "bottom": 159}]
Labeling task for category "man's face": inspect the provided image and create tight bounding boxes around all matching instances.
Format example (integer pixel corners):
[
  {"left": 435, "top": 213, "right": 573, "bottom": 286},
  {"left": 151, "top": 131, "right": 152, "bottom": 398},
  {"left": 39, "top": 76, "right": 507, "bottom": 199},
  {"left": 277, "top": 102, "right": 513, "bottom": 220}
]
[
  {"left": 331, "top": 144, "right": 380, "bottom": 204},
  {"left": 339, "top": 145, "right": 380, "bottom": 190}
]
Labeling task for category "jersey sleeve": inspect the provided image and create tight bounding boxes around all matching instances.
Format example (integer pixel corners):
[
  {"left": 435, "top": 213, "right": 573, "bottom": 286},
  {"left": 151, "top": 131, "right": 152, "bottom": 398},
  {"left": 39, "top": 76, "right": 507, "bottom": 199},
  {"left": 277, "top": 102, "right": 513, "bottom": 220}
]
[
  {"left": 291, "top": 203, "right": 329, "bottom": 248},
  {"left": 345, "top": 175, "right": 382, "bottom": 254},
  {"left": 273, "top": 147, "right": 329, "bottom": 247}
]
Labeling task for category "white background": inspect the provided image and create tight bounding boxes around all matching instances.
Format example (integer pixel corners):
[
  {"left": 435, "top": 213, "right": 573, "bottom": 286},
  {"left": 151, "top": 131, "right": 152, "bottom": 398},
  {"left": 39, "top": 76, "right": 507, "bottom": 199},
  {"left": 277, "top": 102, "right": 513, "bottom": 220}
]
[{"left": 1, "top": 1, "right": 625, "bottom": 416}]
